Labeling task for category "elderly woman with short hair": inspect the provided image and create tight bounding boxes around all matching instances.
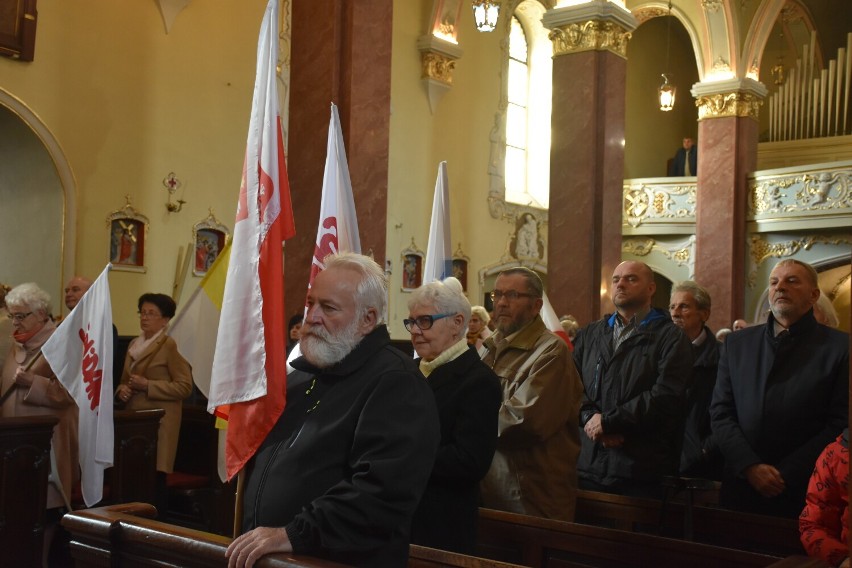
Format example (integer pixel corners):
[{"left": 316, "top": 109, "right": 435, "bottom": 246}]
[
  {"left": 466, "top": 305, "right": 492, "bottom": 356},
  {"left": 0, "top": 283, "right": 79, "bottom": 535},
  {"left": 406, "top": 277, "right": 501, "bottom": 554},
  {"left": 115, "top": 293, "right": 192, "bottom": 509}
]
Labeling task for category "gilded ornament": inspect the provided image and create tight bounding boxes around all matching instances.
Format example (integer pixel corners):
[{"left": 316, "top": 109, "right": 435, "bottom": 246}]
[
  {"left": 549, "top": 20, "right": 632, "bottom": 58},
  {"left": 696, "top": 91, "right": 763, "bottom": 121},
  {"left": 633, "top": 7, "right": 667, "bottom": 25},
  {"left": 748, "top": 234, "right": 852, "bottom": 287},
  {"left": 701, "top": 0, "right": 722, "bottom": 14},
  {"left": 421, "top": 51, "right": 457, "bottom": 85}
]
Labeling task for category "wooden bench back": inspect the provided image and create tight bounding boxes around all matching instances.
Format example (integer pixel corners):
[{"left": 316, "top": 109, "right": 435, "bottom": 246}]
[{"left": 477, "top": 507, "right": 783, "bottom": 568}]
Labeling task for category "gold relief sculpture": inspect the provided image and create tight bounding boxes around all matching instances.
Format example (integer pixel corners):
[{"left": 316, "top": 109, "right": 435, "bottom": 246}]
[
  {"left": 701, "top": 0, "right": 722, "bottom": 13},
  {"left": 748, "top": 234, "right": 852, "bottom": 287},
  {"left": 421, "top": 51, "right": 457, "bottom": 85},
  {"left": 622, "top": 238, "right": 692, "bottom": 267},
  {"left": 633, "top": 7, "right": 667, "bottom": 25},
  {"left": 623, "top": 183, "right": 695, "bottom": 228},
  {"left": 622, "top": 238, "right": 656, "bottom": 256},
  {"left": 797, "top": 171, "right": 848, "bottom": 208},
  {"left": 748, "top": 177, "right": 799, "bottom": 214},
  {"left": 696, "top": 91, "right": 763, "bottom": 121},
  {"left": 549, "top": 20, "right": 632, "bottom": 58}
]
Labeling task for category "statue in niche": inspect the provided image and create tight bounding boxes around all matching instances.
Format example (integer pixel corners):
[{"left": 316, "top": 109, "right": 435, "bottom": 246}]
[{"left": 512, "top": 213, "right": 543, "bottom": 259}]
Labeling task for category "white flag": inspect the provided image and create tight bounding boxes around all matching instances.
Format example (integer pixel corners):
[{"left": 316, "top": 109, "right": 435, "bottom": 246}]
[
  {"left": 423, "top": 161, "right": 452, "bottom": 284},
  {"left": 541, "top": 291, "right": 573, "bottom": 349},
  {"left": 207, "top": 0, "right": 296, "bottom": 480},
  {"left": 42, "top": 265, "right": 114, "bottom": 507},
  {"left": 308, "top": 102, "right": 361, "bottom": 287}
]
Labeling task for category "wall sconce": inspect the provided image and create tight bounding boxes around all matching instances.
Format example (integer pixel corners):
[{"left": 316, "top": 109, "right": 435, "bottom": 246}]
[
  {"left": 659, "top": 73, "right": 676, "bottom": 111},
  {"left": 163, "top": 172, "right": 186, "bottom": 213},
  {"left": 472, "top": 0, "right": 500, "bottom": 32}
]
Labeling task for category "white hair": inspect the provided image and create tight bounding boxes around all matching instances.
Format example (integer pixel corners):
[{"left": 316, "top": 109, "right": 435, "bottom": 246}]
[
  {"left": 5, "top": 282, "right": 51, "bottom": 315},
  {"left": 324, "top": 252, "right": 388, "bottom": 324},
  {"left": 408, "top": 277, "right": 471, "bottom": 327}
]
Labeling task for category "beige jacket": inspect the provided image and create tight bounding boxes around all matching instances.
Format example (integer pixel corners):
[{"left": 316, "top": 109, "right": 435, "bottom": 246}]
[
  {"left": 480, "top": 315, "right": 583, "bottom": 521},
  {"left": 117, "top": 334, "right": 192, "bottom": 473},
  {"left": 1, "top": 320, "right": 79, "bottom": 510}
]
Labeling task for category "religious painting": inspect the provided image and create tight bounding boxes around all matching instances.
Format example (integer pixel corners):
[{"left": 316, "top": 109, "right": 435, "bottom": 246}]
[
  {"left": 191, "top": 210, "right": 231, "bottom": 277},
  {"left": 106, "top": 197, "right": 149, "bottom": 273},
  {"left": 401, "top": 238, "right": 425, "bottom": 292},
  {"left": 452, "top": 243, "right": 470, "bottom": 292}
]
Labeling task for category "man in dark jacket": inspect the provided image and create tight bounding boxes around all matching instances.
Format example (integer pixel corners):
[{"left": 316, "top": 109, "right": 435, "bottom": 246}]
[
  {"left": 227, "top": 253, "right": 440, "bottom": 568},
  {"left": 574, "top": 261, "right": 693, "bottom": 498},
  {"left": 668, "top": 137, "right": 697, "bottom": 176},
  {"left": 669, "top": 280, "right": 722, "bottom": 480},
  {"left": 711, "top": 259, "right": 848, "bottom": 518}
]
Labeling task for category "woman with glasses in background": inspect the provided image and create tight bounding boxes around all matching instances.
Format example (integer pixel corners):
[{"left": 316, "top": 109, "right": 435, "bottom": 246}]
[
  {"left": 115, "top": 293, "right": 192, "bottom": 512},
  {"left": 1, "top": 282, "right": 79, "bottom": 563},
  {"left": 405, "top": 277, "right": 501, "bottom": 554}
]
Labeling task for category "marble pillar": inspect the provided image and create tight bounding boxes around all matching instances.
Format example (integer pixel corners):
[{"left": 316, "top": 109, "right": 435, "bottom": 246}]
[
  {"left": 543, "top": 5, "right": 636, "bottom": 325},
  {"left": 285, "top": 0, "right": 393, "bottom": 318},
  {"left": 692, "top": 80, "right": 766, "bottom": 331}
]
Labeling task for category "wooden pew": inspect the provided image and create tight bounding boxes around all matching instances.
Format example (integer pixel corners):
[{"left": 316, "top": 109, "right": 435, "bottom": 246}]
[
  {"left": 0, "top": 415, "right": 58, "bottom": 568},
  {"left": 163, "top": 404, "right": 236, "bottom": 536},
  {"left": 573, "top": 489, "right": 803, "bottom": 557},
  {"left": 61, "top": 502, "right": 527, "bottom": 567},
  {"left": 107, "top": 408, "right": 163, "bottom": 505},
  {"left": 476, "top": 507, "right": 784, "bottom": 568}
]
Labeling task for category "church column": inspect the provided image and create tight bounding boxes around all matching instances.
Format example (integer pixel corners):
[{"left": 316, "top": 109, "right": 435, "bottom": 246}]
[
  {"left": 543, "top": 4, "right": 637, "bottom": 325},
  {"left": 285, "top": 0, "right": 393, "bottom": 317},
  {"left": 692, "top": 79, "right": 766, "bottom": 332}
]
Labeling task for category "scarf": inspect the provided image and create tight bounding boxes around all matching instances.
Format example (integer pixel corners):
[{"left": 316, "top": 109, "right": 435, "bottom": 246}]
[
  {"left": 127, "top": 328, "right": 166, "bottom": 371},
  {"left": 419, "top": 338, "right": 468, "bottom": 378}
]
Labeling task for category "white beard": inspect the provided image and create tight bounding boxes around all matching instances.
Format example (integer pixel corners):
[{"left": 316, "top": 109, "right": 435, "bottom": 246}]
[{"left": 300, "top": 317, "right": 364, "bottom": 369}]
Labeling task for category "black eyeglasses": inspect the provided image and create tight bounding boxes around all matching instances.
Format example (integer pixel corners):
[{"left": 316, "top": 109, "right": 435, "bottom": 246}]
[
  {"left": 403, "top": 313, "right": 454, "bottom": 332},
  {"left": 7, "top": 311, "right": 33, "bottom": 322},
  {"left": 490, "top": 290, "right": 536, "bottom": 302}
]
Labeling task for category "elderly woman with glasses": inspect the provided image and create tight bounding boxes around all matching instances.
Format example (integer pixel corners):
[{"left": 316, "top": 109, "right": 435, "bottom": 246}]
[
  {"left": 1, "top": 283, "right": 79, "bottom": 540},
  {"left": 405, "top": 277, "right": 501, "bottom": 554},
  {"left": 115, "top": 293, "right": 192, "bottom": 509}
]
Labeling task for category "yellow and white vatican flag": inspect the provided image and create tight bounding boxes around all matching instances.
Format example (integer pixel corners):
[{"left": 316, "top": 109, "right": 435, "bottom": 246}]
[
  {"left": 42, "top": 265, "right": 114, "bottom": 507},
  {"left": 170, "top": 243, "right": 231, "bottom": 399},
  {"left": 423, "top": 161, "right": 452, "bottom": 284}
]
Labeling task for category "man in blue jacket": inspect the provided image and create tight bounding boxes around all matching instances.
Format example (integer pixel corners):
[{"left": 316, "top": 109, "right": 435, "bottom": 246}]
[
  {"left": 227, "top": 253, "right": 440, "bottom": 567},
  {"left": 711, "top": 259, "right": 848, "bottom": 518},
  {"left": 574, "top": 261, "right": 693, "bottom": 498}
]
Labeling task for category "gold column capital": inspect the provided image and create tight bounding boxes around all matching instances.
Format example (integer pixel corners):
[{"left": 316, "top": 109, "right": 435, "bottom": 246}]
[
  {"left": 420, "top": 50, "right": 457, "bottom": 85},
  {"left": 548, "top": 19, "right": 632, "bottom": 58},
  {"left": 695, "top": 91, "right": 763, "bottom": 121}
]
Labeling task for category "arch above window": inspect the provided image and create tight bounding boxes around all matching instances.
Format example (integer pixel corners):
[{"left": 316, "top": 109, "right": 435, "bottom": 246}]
[{"left": 487, "top": 0, "right": 553, "bottom": 224}]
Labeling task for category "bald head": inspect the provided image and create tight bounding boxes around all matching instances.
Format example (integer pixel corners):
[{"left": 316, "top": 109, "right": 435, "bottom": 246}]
[
  {"left": 65, "top": 276, "right": 93, "bottom": 310},
  {"left": 611, "top": 261, "right": 656, "bottom": 319}
]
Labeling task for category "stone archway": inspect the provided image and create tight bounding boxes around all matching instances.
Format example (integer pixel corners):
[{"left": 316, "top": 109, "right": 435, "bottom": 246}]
[{"left": 0, "top": 90, "right": 76, "bottom": 311}]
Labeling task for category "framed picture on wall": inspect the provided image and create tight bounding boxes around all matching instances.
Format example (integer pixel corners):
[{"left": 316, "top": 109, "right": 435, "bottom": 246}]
[
  {"left": 401, "top": 238, "right": 425, "bottom": 292},
  {"left": 452, "top": 243, "right": 470, "bottom": 292},
  {"left": 106, "top": 197, "right": 149, "bottom": 273},
  {"left": 192, "top": 210, "right": 231, "bottom": 276}
]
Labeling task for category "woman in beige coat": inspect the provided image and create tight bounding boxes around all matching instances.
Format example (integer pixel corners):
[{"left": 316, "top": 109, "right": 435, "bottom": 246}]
[
  {"left": 1, "top": 283, "right": 79, "bottom": 562},
  {"left": 115, "top": 293, "right": 192, "bottom": 507}
]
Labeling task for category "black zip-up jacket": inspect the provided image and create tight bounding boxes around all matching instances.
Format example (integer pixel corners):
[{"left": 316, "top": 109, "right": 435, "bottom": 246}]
[
  {"left": 242, "top": 325, "right": 440, "bottom": 567},
  {"left": 679, "top": 325, "right": 722, "bottom": 479},
  {"left": 574, "top": 308, "right": 693, "bottom": 486}
]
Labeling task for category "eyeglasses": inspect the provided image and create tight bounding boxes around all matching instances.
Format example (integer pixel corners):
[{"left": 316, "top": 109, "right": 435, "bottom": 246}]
[
  {"left": 138, "top": 310, "right": 162, "bottom": 318},
  {"left": 7, "top": 312, "right": 33, "bottom": 322},
  {"left": 490, "top": 290, "right": 536, "bottom": 302},
  {"left": 403, "top": 313, "right": 454, "bottom": 332}
]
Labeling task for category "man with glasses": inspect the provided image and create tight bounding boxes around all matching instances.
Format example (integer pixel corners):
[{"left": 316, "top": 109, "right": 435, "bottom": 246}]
[
  {"left": 574, "top": 261, "right": 692, "bottom": 498},
  {"left": 479, "top": 267, "right": 584, "bottom": 521}
]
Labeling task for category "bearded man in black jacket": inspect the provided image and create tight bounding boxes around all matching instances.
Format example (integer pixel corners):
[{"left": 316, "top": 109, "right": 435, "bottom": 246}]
[{"left": 227, "top": 252, "right": 440, "bottom": 568}]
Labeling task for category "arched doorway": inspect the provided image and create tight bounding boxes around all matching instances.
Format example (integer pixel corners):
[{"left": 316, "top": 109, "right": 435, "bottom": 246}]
[{"left": 0, "top": 91, "right": 76, "bottom": 313}]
